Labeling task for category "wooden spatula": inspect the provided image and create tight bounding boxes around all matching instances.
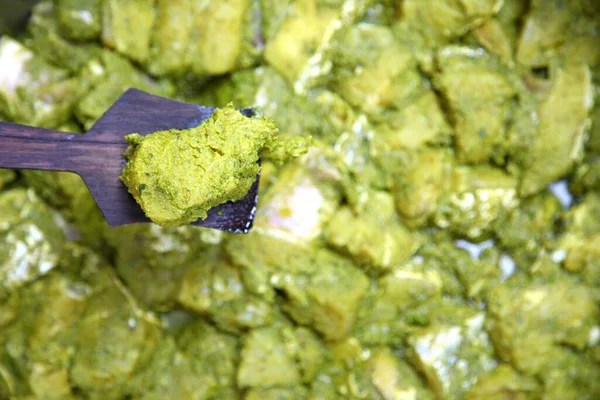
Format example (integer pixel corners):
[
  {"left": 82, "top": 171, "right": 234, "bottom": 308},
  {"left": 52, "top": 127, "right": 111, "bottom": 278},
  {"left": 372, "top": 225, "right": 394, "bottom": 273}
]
[{"left": 0, "top": 88, "right": 259, "bottom": 233}]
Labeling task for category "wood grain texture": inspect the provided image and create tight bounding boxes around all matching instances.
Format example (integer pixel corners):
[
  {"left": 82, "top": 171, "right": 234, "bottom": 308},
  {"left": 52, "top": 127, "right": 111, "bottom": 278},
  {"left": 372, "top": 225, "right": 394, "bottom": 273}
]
[{"left": 0, "top": 88, "right": 259, "bottom": 233}]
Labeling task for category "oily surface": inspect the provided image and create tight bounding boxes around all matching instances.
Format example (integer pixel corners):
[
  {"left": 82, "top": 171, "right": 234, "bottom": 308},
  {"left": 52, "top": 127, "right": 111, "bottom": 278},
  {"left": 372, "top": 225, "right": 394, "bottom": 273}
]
[{"left": 1, "top": 0, "right": 600, "bottom": 399}]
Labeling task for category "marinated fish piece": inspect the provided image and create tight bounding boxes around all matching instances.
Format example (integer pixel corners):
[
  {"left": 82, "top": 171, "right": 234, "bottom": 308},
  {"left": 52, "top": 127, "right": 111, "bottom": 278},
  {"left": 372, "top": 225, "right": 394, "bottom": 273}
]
[
  {"left": 371, "top": 90, "right": 452, "bottom": 151},
  {"left": 516, "top": 0, "right": 600, "bottom": 68},
  {"left": 486, "top": 276, "right": 597, "bottom": 375},
  {"left": 434, "top": 46, "right": 517, "bottom": 164},
  {"left": 312, "top": 338, "right": 395, "bottom": 399},
  {"left": 101, "top": 0, "right": 155, "bottom": 63},
  {"left": 146, "top": 0, "right": 193, "bottom": 76},
  {"left": 263, "top": 0, "right": 337, "bottom": 84},
  {"left": 70, "top": 285, "right": 160, "bottom": 399},
  {"left": 251, "top": 159, "right": 341, "bottom": 245},
  {"left": 178, "top": 258, "right": 274, "bottom": 332},
  {"left": 514, "top": 64, "right": 593, "bottom": 196},
  {"left": 328, "top": 23, "right": 419, "bottom": 117},
  {"left": 130, "top": 320, "right": 239, "bottom": 399},
  {"left": 408, "top": 311, "right": 497, "bottom": 400},
  {"left": 401, "top": 0, "right": 503, "bottom": 44},
  {"left": 396, "top": 0, "right": 502, "bottom": 70},
  {"left": 386, "top": 148, "right": 453, "bottom": 225},
  {"left": 0, "top": 36, "right": 89, "bottom": 128},
  {"left": 325, "top": 190, "right": 420, "bottom": 273},
  {"left": 352, "top": 252, "right": 459, "bottom": 347},
  {"left": 227, "top": 233, "right": 369, "bottom": 341},
  {"left": 0, "top": 189, "right": 65, "bottom": 293},
  {"left": 105, "top": 224, "right": 217, "bottom": 311},
  {"left": 188, "top": 0, "right": 249, "bottom": 76},
  {"left": 55, "top": 0, "right": 102, "bottom": 41},
  {"left": 176, "top": 319, "right": 239, "bottom": 393},
  {"left": 327, "top": 23, "right": 452, "bottom": 149},
  {"left": 368, "top": 347, "right": 435, "bottom": 400},
  {"left": 494, "top": 192, "right": 562, "bottom": 268},
  {"left": 237, "top": 326, "right": 301, "bottom": 388},
  {"left": 1, "top": 243, "right": 155, "bottom": 400},
  {"left": 434, "top": 165, "right": 519, "bottom": 240},
  {"left": 127, "top": 336, "right": 218, "bottom": 400},
  {"left": 22, "top": 170, "right": 108, "bottom": 251},
  {"left": 27, "top": 1, "right": 100, "bottom": 72}
]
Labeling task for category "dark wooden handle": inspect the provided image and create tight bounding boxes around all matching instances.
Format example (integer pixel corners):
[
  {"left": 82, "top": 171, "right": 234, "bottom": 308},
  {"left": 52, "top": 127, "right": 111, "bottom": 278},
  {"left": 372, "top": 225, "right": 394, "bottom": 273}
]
[{"left": 0, "top": 121, "right": 99, "bottom": 173}]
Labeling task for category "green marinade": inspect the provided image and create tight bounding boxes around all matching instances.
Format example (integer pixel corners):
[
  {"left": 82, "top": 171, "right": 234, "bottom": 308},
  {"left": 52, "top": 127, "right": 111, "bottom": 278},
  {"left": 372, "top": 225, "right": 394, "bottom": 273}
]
[
  {"left": 120, "top": 106, "right": 278, "bottom": 227},
  {"left": 1, "top": 0, "right": 600, "bottom": 399}
]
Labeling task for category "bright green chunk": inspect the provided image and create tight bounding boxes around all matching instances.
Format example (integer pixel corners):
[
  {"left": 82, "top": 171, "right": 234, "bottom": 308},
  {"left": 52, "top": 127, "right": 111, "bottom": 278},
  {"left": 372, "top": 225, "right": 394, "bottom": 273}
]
[
  {"left": 27, "top": 2, "right": 100, "bottom": 72},
  {"left": 513, "top": 64, "right": 593, "bottom": 196},
  {"left": 227, "top": 233, "right": 369, "bottom": 341},
  {"left": 105, "top": 224, "right": 220, "bottom": 311},
  {"left": 237, "top": 327, "right": 301, "bottom": 388},
  {"left": 486, "top": 276, "right": 597, "bottom": 375},
  {"left": 368, "top": 348, "right": 435, "bottom": 400},
  {"left": 101, "top": 0, "right": 155, "bottom": 63},
  {"left": 328, "top": 24, "right": 420, "bottom": 117},
  {"left": 177, "top": 258, "right": 274, "bottom": 332},
  {"left": 433, "top": 165, "right": 519, "bottom": 240},
  {"left": 0, "top": 36, "right": 90, "bottom": 129},
  {"left": 408, "top": 311, "right": 497, "bottom": 400},
  {"left": 324, "top": 190, "right": 420, "bottom": 273},
  {"left": 263, "top": 0, "right": 337, "bottom": 84},
  {"left": 120, "top": 106, "right": 281, "bottom": 227},
  {"left": 0, "top": 189, "right": 65, "bottom": 293},
  {"left": 21, "top": 170, "right": 108, "bottom": 252},
  {"left": 385, "top": 148, "right": 453, "bottom": 226},
  {"left": 146, "top": 0, "right": 192, "bottom": 76},
  {"left": 515, "top": 0, "right": 599, "bottom": 67},
  {"left": 434, "top": 46, "right": 517, "bottom": 164},
  {"left": 55, "top": 0, "right": 102, "bottom": 41},
  {"left": 494, "top": 192, "right": 562, "bottom": 257},
  {"left": 129, "top": 320, "right": 239, "bottom": 399},
  {"left": 188, "top": 0, "right": 249, "bottom": 76},
  {"left": 70, "top": 286, "right": 160, "bottom": 399},
  {"left": 401, "top": 0, "right": 502, "bottom": 48}
]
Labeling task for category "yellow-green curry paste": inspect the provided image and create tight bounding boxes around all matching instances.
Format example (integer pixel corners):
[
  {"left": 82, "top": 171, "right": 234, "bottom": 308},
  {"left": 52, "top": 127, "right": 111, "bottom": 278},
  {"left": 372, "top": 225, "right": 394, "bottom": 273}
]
[
  {"left": 120, "top": 106, "right": 296, "bottom": 227},
  {"left": 1, "top": 0, "right": 600, "bottom": 399}
]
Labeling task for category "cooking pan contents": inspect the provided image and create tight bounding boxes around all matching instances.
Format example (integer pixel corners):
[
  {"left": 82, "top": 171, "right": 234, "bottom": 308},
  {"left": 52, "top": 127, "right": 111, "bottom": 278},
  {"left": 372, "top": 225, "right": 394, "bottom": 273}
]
[{"left": 0, "top": 0, "right": 599, "bottom": 399}]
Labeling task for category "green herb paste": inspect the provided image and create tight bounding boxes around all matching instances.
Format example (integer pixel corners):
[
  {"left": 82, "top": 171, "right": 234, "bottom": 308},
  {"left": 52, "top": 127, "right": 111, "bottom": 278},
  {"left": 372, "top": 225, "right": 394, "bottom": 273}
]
[{"left": 120, "top": 106, "right": 282, "bottom": 227}]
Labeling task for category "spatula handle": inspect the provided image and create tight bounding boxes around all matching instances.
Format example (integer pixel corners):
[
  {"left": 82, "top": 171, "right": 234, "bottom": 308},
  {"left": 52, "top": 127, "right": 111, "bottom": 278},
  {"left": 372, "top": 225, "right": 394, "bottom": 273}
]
[{"left": 0, "top": 121, "right": 94, "bottom": 173}]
